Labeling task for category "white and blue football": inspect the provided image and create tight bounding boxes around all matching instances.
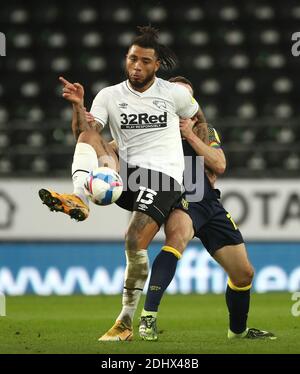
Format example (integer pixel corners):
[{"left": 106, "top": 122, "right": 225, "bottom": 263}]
[{"left": 84, "top": 167, "right": 123, "bottom": 206}]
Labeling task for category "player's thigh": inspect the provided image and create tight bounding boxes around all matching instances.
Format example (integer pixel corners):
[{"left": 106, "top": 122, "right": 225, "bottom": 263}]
[
  {"left": 213, "top": 243, "right": 254, "bottom": 287},
  {"left": 78, "top": 130, "right": 119, "bottom": 171},
  {"left": 164, "top": 209, "right": 194, "bottom": 253},
  {"left": 124, "top": 167, "right": 182, "bottom": 249},
  {"left": 126, "top": 211, "right": 160, "bottom": 250}
]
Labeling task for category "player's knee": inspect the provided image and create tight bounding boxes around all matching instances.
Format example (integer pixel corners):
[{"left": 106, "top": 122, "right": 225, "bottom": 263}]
[
  {"left": 231, "top": 266, "right": 254, "bottom": 288},
  {"left": 164, "top": 225, "right": 191, "bottom": 253}
]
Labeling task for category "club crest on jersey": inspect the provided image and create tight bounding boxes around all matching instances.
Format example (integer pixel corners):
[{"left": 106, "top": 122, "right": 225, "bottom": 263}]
[{"left": 153, "top": 100, "right": 167, "bottom": 110}]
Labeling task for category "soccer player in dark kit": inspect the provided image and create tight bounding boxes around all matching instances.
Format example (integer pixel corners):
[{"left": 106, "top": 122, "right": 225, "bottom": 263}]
[{"left": 139, "top": 76, "right": 276, "bottom": 342}]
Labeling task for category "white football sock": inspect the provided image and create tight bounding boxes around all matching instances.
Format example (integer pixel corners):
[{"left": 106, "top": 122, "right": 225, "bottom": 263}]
[
  {"left": 72, "top": 142, "right": 98, "bottom": 205},
  {"left": 116, "top": 249, "right": 149, "bottom": 327}
]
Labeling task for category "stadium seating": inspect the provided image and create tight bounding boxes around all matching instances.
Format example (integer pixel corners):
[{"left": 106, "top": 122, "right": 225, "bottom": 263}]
[{"left": 0, "top": 0, "right": 298, "bottom": 177}]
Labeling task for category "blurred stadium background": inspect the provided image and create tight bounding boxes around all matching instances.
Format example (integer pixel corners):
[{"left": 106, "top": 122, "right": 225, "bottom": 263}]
[{"left": 0, "top": 0, "right": 300, "bottom": 306}]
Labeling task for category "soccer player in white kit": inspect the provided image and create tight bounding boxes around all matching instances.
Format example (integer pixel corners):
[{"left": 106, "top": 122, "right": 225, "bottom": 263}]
[{"left": 39, "top": 26, "right": 206, "bottom": 341}]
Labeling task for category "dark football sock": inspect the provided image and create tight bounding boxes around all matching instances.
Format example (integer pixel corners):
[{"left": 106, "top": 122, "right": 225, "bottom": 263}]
[
  {"left": 226, "top": 282, "right": 251, "bottom": 334},
  {"left": 144, "top": 246, "right": 181, "bottom": 312}
]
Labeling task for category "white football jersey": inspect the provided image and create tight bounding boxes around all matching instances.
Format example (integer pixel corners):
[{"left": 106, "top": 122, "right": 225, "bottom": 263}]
[{"left": 90, "top": 77, "right": 199, "bottom": 184}]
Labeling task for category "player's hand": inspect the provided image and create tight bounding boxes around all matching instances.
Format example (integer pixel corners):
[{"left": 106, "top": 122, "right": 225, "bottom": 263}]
[
  {"left": 59, "top": 76, "right": 84, "bottom": 105},
  {"left": 179, "top": 118, "right": 197, "bottom": 139},
  {"left": 84, "top": 107, "right": 95, "bottom": 124}
]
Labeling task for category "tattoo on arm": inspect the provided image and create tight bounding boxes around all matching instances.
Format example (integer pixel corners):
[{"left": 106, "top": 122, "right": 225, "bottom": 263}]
[
  {"left": 72, "top": 106, "right": 103, "bottom": 140},
  {"left": 72, "top": 104, "right": 90, "bottom": 140},
  {"left": 76, "top": 105, "right": 90, "bottom": 133},
  {"left": 192, "top": 108, "right": 209, "bottom": 144},
  {"left": 89, "top": 120, "right": 102, "bottom": 133},
  {"left": 193, "top": 121, "right": 209, "bottom": 144}
]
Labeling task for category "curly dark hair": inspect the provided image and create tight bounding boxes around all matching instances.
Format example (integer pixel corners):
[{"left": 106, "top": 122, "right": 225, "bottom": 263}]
[{"left": 129, "top": 26, "right": 178, "bottom": 71}]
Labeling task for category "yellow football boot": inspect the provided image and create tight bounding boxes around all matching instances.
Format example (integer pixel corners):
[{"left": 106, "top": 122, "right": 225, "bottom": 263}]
[
  {"left": 39, "top": 188, "right": 89, "bottom": 221},
  {"left": 98, "top": 320, "right": 133, "bottom": 342}
]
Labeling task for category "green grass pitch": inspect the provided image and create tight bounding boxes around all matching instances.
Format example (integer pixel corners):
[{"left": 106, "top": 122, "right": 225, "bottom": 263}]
[{"left": 0, "top": 293, "right": 299, "bottom": 354}]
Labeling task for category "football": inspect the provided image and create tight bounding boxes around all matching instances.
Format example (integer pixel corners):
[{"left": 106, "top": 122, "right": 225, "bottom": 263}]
[{"left": 84, "top": 167, "right": 123, "bottom": 206}]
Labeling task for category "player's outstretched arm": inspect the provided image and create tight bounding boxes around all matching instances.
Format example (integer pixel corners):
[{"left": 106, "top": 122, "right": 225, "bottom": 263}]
[
  {"left": 59, "top": 76, "right": 84, "bottom": 105},
  {"left": 59, "top": 76, "right": 103, "bottom": 140},
  {"left": 59, "top": 76, "right": 88, "bottom": 138}
]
